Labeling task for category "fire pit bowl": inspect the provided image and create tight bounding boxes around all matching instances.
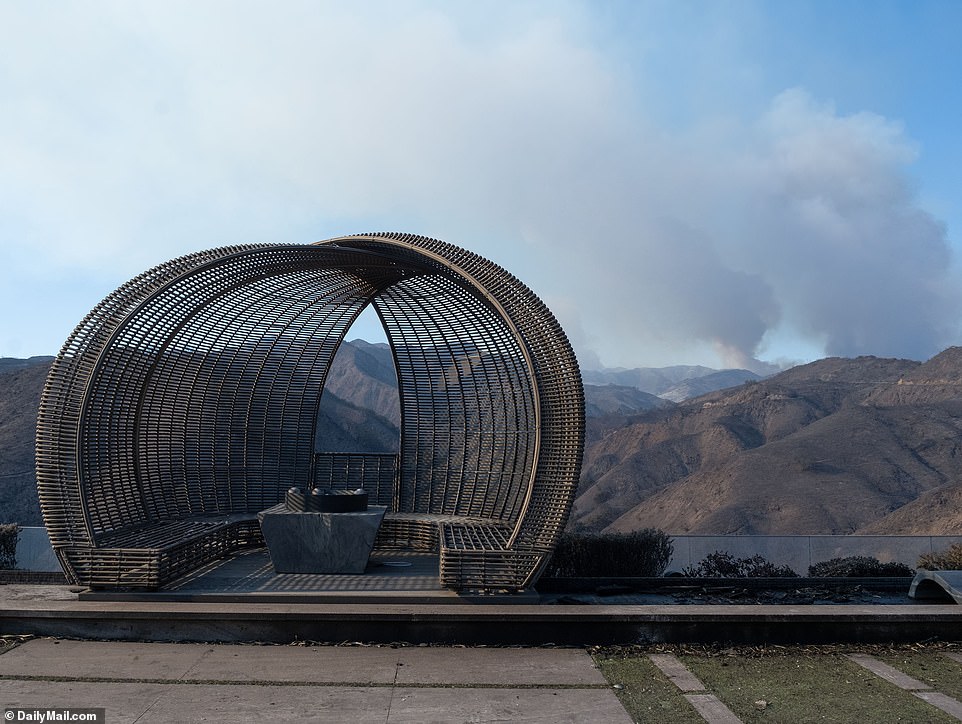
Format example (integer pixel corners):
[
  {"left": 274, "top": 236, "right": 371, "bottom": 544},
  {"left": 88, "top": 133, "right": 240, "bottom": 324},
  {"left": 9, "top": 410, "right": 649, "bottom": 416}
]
[{"left": 308, "top": 489, "right": 368, "bottom": 513}]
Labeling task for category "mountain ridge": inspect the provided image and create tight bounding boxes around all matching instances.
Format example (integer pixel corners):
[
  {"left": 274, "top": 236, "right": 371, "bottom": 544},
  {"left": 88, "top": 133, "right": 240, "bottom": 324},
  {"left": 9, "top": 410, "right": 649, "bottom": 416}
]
[
  {"left": 583, "top": 364, "right": 762, "bottom": 398},
  {"left": 572, "top": 351, "right": 962, "bottom": 535},
  {"left": 4, "top": 345, "right": 959, "bottom": 536}
]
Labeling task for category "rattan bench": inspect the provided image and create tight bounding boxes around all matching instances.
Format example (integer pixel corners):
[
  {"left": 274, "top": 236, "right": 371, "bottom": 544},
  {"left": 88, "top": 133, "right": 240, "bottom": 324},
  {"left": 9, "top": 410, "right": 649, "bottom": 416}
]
[
  {"left": 375, "top": 512, "right": 504, "bottom": 552},
  {"left": 438, "top": 522, "right": 533, "bottom": 589},
  {"left": 62, "top": 514, "right": 262, "bottom": 589}
]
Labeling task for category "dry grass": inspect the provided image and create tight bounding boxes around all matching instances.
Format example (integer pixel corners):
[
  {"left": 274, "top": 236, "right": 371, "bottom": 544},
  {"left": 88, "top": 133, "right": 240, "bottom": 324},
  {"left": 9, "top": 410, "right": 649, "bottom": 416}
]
[
  {"left": 878, "top": 649, "right": 962, "bottom": 701},
  {"left": 593, "top": 643, "right": 962, "bottom": 723},
  {"left": 595, "top": 655, "right": 704, "bottom": 723}
]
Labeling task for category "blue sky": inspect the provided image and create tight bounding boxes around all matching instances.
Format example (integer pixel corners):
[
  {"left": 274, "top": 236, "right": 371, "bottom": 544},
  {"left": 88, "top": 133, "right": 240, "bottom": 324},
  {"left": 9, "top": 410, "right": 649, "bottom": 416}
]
[{"left": 2, "top": 1, "right": 961, "bottom": 372}]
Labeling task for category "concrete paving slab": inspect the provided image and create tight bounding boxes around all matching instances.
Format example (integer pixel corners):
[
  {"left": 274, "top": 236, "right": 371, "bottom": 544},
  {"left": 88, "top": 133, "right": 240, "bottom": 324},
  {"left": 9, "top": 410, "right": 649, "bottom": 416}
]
[
  {"left": 914, "top": 691, "right": 962, "bottom": 721},
  {"left": 0, "top": 679, "right": 167, "bottom": 724},
  {"left": 0, "top": 640, "right": 629, "bottom": 723},
  {"left": 179, "top": 644, "right": 402, "bottom": 683},
  {"left": 649, "top": 652, "right": 706, "bottom": 692},
  {"left": 0, "top": 679, "right": 627, "bottom": 724},
  {"left": 0, "top": 640, "right": 606, "bottom": 686},
  {"left": 0, "top": 639, "right": 210, "bottom": 680},
  {"left": 393, "top": 646, "right": 608, "bottom": 686},
  {"left": 138, "top": 683, "right": 395, "bottom": 724},
  {"left": 0, "top": 679, "right": 394, "bottom": 724},
  {"left": 846, "top": 653, "right": 931, "bottom": 690},
  {"left": 386, "top": 687, "right": 632, "bottom": 724},
  {"left": 684, "top": 693, "right": 744, "bottom": 724}
]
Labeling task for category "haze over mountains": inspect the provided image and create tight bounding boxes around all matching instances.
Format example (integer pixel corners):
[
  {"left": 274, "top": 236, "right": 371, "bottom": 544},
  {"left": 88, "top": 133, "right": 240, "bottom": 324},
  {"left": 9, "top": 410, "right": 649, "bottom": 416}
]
[
  {"left": 583, "top": 366, "right": 761, "bottom": 403},
  {"left": 3, "top": 343, "right": 962, "bottom": 536},
  {"left": 576, "top": 349, "right": 962, "bottom": 536}
]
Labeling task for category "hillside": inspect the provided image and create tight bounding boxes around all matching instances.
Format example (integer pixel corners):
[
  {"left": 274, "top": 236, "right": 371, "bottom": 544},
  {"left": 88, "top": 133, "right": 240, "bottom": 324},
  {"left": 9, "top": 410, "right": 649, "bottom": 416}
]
[
  {"left": 583, "top": 364, "right": 761, "bottom": 398},
  {"left": 2, "top": 346, "right": 739, "bottom": 525},
  {"left": 0, "top": 359, "right": 49, "bottom": 525},
  {"left": 0, "top": 356, "right": 54, "bottom": 373},
  {"left": 6, "top": 345, "right": 962, "bottom": 536},
  {"left": 572, "top": 349, "right": 962, "bottom": 535},
  {"left": 321, "top": 340, "right": 400, "bottom": 430},
  {"left": 658, "top": 369, "right": 762, "bottom": 403},
  {"left": 0, "top": 343, "right": 401, "bottom": 525},
  {"left": 584, "top": 384, "right": 672, "bottom": 417}
]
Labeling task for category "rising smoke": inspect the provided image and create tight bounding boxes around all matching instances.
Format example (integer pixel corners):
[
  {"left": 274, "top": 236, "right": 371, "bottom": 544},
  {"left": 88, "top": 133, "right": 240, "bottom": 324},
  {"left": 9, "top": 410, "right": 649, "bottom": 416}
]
[{"left": 550, "top": 89, "right": 959, "bottom": 371}]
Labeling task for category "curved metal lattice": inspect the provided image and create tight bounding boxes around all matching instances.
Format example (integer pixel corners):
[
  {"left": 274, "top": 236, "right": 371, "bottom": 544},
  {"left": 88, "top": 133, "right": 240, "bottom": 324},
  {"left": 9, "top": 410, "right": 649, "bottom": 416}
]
[{"left": 36, "top": 233, "right": 584, "bottom": 591}]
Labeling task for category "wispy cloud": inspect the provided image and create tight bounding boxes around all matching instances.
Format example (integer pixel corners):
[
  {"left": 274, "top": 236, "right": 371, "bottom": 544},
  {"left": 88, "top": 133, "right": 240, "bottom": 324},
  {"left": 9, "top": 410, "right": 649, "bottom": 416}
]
[{"left": 0, "top": 3, "right": 957, "bottom": 369}]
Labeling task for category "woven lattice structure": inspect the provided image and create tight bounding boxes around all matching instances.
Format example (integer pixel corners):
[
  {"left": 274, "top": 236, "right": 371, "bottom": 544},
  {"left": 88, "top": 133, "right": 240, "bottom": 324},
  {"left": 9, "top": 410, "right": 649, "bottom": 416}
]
[{"left": 36, "top": 233, "right": 584, "bottom": 591}]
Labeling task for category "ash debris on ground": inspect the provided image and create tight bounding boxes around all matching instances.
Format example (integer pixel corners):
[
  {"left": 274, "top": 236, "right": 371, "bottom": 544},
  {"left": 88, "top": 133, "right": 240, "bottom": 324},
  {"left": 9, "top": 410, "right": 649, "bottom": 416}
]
[{"left": 543, "top": 584, "right": 914, "bottom": 606}]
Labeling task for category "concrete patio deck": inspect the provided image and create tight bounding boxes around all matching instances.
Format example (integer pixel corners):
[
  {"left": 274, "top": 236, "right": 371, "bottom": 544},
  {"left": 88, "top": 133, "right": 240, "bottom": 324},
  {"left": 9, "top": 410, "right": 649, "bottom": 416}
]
[
  {"left": 112, "top": 548, "right": 468, "bottom": 604},
  {"left": 4, "top": 548, "right": 961, "bottom": 645}
]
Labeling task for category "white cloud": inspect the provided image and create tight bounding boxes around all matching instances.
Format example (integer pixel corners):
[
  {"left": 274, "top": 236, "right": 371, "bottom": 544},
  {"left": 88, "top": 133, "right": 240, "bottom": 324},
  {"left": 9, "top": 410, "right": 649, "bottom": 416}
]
[{"left": 0, "top": 3, "right": 957, "bottom": 368}]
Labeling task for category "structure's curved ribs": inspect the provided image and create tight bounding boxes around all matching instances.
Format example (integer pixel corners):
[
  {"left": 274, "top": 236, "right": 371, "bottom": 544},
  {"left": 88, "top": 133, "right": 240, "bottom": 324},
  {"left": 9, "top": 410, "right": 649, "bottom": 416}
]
[{"left": 36, "top": 234, "right": 584, "bottom": 591}]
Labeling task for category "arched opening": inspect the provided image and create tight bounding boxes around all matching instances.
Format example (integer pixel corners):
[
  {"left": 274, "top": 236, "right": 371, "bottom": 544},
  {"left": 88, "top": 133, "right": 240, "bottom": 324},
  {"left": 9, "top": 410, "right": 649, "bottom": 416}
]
[
  {"left": 312, "top": 308, "right": 402, "bottom": 513},
  {"left": 314, "top": 336, "right": 400, "bottom": 456}
]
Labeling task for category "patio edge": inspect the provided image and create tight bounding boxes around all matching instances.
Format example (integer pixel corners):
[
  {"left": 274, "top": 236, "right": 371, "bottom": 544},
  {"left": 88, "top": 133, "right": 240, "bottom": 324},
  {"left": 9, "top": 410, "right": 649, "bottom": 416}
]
[{"left": 3, "top": 601, "right": 962, "bottom": 645}]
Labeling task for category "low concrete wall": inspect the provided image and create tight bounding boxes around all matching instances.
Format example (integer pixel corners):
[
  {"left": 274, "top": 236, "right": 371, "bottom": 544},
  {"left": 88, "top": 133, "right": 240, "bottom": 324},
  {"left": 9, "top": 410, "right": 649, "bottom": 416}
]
[
  {"left": 14, "top": 527, "right": 62, "bottom": 572},
  {"left": 7, "top": 602, "right": 962, "bottom": 645},
  {"left": 668, "top": 535, "right": 962, "bottom": 575}
]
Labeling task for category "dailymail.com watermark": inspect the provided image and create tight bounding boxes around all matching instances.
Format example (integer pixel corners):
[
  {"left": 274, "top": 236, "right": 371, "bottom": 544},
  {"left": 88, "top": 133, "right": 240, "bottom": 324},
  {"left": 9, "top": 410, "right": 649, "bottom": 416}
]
[{"left": 4, "top": 710, "right": 105, "bottom": 723}]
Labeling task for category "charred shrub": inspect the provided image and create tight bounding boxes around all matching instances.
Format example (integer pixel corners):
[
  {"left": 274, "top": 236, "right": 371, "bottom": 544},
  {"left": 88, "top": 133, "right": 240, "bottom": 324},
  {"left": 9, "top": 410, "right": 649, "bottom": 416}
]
[
  {"left": 682, "top": 551, "right": 798, "bottom": 578},
  {"left": 0, "top": 523, "right": 18, "bottom": 569},
  {"left": 918, "top": 544, "right": 962, "bottom": 571},
  {"left": 545, "top": 529, "right": 674, "bottom": 578},
  {"left": 809, "top": 556, "right": 912, "bottom": 577}
]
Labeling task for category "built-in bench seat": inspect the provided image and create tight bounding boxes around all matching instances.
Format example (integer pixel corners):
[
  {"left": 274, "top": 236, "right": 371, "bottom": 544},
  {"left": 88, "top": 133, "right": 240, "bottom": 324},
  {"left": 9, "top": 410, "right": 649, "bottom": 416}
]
[
  {"left": 63, "top": 514, "right": 262, "bottom": 589},
  {"left": 374, "top": 512, "right": 506, "bottom": 552},
  {"left": 438, "top": 521, "right": 545, "bottom": 591}
]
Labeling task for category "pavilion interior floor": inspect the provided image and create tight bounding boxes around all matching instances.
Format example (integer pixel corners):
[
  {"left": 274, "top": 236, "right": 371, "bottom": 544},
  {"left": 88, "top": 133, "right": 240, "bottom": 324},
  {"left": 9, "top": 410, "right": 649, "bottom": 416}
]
[{"left": 76, "top": 547, "right": 515, "bottom": 603}]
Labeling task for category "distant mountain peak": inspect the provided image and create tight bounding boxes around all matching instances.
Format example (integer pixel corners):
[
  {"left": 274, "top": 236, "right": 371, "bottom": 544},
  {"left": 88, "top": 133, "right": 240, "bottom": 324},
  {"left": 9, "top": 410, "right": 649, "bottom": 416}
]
[{"left": 583, "top": 364, "right": 762, "bottom": 401}]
